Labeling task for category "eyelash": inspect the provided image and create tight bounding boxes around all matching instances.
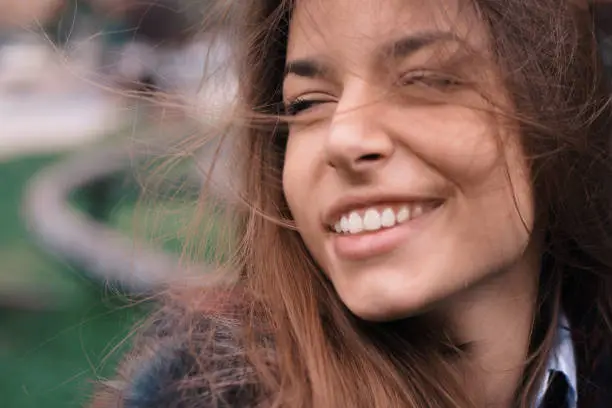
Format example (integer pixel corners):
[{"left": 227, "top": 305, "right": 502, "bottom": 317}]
[
  {"left": 284, "top": 98, "right": 329, "bottom": 116},
  {"left": 284, "top": 71, "right": 462, "bottom": 116},
  {"left": 400, "top": 71, "right": 463, "bottom": 88}
]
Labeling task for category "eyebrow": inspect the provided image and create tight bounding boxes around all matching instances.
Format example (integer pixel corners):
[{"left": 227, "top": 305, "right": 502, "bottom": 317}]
[
  {"left": 380, "top": 31, "right": 457, "bottom": 60},
  {"left": 284, "top": 59, "right": 329, "bottom": 79},
  {"left": 283, "top": 31, "right": 457, "bottom": 80}
]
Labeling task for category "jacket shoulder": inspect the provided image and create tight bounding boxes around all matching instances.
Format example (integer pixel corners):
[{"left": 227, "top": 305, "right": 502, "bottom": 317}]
[{"left": 90, "top": 297, "right": 262, "bottom": 408}]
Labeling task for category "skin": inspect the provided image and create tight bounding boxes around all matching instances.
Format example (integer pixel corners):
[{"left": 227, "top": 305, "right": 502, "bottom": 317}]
[{"left": 281, "top": 0, "right": 541, "bottom": 406}]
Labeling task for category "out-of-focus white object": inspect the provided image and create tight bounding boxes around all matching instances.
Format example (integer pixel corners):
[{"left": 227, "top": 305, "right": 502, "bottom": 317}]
[
  {"left": 0, "top": 41, "right": 54, "bottom": 90},
  {"left": 109, "top": 34, "right": 237, "bottom": 118},
  {"left": 0, "top": 91, "right": 125, "bottom": 159},
  {"left": 112, "top": 41, "right": 159, "bottom": 86},
  {"left": 168, "top": 38, "right": 238, "bottom": 113},
  {"left": 0, "top": 0, "right": 64, "bottom": 28},
  {"left": 0, "top": 38, "right": 127, "bottom": 159}
]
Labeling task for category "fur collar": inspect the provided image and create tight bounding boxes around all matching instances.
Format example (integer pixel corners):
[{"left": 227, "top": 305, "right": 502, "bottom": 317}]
[
  {"left": 91, "top": 308, "right": 262, "bottom": 408},
  {"left": 90, "top": 308, "right": 612, "bottom": 408}
]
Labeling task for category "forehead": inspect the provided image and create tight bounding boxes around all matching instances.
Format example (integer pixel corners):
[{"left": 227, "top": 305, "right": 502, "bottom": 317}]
[{"left": 287, "top": 0, "right": 486, "bottom": 61}]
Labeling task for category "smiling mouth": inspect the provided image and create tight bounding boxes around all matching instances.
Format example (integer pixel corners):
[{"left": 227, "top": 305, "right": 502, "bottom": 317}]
[{"left": 329, "top": 201, "right": 443, "bottom": 235}]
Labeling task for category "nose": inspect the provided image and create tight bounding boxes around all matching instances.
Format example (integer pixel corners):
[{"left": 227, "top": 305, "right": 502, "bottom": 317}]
[{"left": 325, "top": 87, "right": 394, "bottom": 177}]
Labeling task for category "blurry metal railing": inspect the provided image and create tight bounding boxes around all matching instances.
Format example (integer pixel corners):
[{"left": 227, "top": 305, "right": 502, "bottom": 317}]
[
  {"left": 20, "top": 123, "right": 242, "bottom": 295},
  {"left": 22, "top": 143, "right": 185, "bottom": 294}
]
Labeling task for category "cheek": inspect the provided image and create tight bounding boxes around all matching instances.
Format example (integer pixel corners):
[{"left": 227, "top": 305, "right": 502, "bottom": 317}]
[
  {"left": 282, "top": 135, "right": 320, "bottom": 224},
  {"left": 497, "top": 139, "right": 535, "bottom": 233},
  {"left": 404, "top": 107, "right": 528, "bottom": 192},
  {"left": 402, "top": 106, "right": 534, "bottom": 230},
  {"left": 404, "top": 107, "right": 502, "bottom": 180},
  {"left": 282, "top": 133, "right": 333, "bottom": 269}
]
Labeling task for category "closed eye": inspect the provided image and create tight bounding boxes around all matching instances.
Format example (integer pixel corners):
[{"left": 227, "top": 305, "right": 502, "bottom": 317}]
[
  {"left": 399, "top": 70, "right": 463, "bottom": 89},
  {"left": 285, "top": 97, "right": 333, "bottom": 116}
]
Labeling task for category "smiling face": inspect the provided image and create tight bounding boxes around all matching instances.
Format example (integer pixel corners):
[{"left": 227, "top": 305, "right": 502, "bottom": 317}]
[{"left": 281, "top": 0, "right": 537, "bottom": 321}]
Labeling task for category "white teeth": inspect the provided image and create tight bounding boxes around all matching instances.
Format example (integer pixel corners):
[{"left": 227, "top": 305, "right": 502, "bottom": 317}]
[
  {"left": 363, "top": 209, "right": 382, "bottom": 231},
  {"left": 348, "top": 211, "right": 364, "bottom": 234},
  {"left": 340, "top": 216, "right": 349, "bottom": 233},
  {"left": 396, "top": 206, "right": 410, "bottom": 223},
  {"left": 332, "top": 203, "right": 434, "bottom": 234},
  {"left": 381, "top": 208, "right": 396, "bottom": 227},
  {"left": 334, "top": 221, "right": 342, "bottom": 233}
]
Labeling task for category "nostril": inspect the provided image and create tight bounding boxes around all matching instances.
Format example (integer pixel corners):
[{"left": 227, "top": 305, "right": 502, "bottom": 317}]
[{"left": 358, "top": 153, "right": 383, "bottom": 162}]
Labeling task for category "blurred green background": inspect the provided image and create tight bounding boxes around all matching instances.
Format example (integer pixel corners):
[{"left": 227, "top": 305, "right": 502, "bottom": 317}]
[
  {"left": 0, "top": 1, "right": 219, "bottom": 404},
  {"left": 0, "top": 155, "right": 149, "bottom": 408},
  {"left": 1, "top": 0, "right": 237, "bottom": 406}
]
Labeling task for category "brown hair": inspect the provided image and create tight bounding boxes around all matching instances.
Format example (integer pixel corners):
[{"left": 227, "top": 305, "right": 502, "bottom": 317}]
[{"left": 95, "top": 1, "right": 612, "bottom": 407}]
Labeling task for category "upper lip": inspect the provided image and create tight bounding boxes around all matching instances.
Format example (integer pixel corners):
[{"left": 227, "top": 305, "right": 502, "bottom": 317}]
[{"left": 323, "top": 193, "right": 445, "bottom": 226}]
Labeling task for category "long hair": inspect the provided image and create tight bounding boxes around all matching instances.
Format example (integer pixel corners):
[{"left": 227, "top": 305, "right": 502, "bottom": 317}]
[{"left": 96, "top": 1, "right": 612, "bottom": 407}]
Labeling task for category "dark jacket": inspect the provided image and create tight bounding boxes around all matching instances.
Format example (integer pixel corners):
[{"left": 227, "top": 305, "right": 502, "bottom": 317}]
[
  {"left": 90, "top": 307, "right": 612, "bottom": 408},
  {"left": 91, "top": 308, "right": 262, "bottom": 408}
]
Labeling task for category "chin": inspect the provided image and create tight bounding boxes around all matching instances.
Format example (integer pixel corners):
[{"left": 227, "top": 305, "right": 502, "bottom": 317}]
[
  {"left": 340, "top": 292, "right": 426, "bottom": 322},
  {"left": 330, "top": 269, "right": 434, "bottom": 322}
]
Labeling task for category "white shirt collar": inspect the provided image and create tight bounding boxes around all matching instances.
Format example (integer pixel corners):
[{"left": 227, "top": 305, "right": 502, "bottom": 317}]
[{"left": 534, "top": 313, "right": 577, "bottom": 407}]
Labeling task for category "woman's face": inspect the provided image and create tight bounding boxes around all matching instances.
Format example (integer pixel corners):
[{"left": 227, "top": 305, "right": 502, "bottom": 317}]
[{"left": 281, "top": 0, "right": 535, "bottom": 321}]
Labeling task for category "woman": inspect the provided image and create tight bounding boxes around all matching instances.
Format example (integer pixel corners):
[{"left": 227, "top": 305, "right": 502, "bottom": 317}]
[{"left": 92, "top": 0, "right": 612, "bottom": 407}]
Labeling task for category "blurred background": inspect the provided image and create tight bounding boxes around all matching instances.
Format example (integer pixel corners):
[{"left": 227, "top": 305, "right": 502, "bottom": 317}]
[
  {"left": 0, "top": 1, "right": 237, "bottom": 407},
  {"left": 0, "top": 1, "right": 610, "bottom": 408}
]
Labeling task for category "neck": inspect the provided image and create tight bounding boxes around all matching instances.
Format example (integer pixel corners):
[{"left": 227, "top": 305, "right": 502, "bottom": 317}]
[{"left": 437, "top": 247, "right": 541, "bottom": 407}]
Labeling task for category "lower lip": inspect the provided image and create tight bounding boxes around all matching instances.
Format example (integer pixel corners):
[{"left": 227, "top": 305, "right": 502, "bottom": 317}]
[{"left": 330, "top": 205, "right": 442, "bottom": 261}]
